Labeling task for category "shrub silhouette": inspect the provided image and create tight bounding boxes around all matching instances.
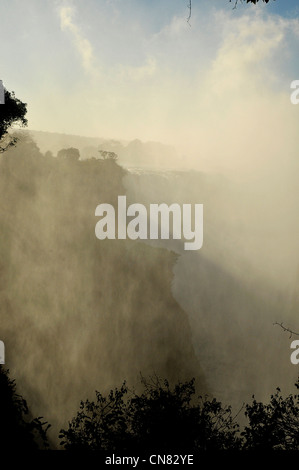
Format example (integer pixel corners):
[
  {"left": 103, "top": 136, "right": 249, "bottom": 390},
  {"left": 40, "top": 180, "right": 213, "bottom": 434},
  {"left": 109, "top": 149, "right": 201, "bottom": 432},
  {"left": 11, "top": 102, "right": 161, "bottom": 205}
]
[
  {"left": 242, "top": 379, "right": 299, "bottom": 451},
  {"left": 59, "top": 375, "right": 241, "bottom": 452},
  {"left": 3, "top": 363, "right": 299, "bottom": 451},
  {"left": 0, "top": 366, "right": 50, "bottom": 450}
]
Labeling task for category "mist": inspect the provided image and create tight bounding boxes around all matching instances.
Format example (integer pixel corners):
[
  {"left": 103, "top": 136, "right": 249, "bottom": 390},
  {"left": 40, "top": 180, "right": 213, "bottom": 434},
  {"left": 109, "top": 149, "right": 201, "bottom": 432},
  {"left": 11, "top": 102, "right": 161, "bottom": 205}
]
[{"left": 123, "top": 166, "right": 299, "bottom": 413}]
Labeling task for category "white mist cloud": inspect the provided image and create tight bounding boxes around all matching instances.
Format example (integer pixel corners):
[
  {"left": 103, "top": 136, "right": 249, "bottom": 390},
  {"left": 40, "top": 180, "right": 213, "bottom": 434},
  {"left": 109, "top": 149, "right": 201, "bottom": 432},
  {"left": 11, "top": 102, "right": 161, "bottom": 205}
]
[
  {"left": 118, "top": 57, "right": 157, "bottom": 81},
  {"left": 20, "top": 2, "right": 298, "bottom": 179},
  {"left": 144, "top": 9, "right": 299, "bottom": 175},
  {"left": 56, "top": 0, "right": 157, "bottom": 83},
  {"left": 57, "top": 1, "right": 98, "bottom": 77}
]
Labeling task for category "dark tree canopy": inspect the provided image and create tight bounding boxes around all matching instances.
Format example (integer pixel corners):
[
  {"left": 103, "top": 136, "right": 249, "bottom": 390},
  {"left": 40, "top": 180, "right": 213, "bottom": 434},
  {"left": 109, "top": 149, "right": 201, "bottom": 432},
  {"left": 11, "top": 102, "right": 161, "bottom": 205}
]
[
  {"left": 57, "top": 147, "right": 80, "bottom": 161},
  {"left": 59, "top": 376, "right": 241, "bottom": 452},
  {"left": 60, "top": 375, "right": 299, "bottom": 452},
  {"left": 0, "top": 366, "right": 50, "bottom": 450},
  {"left": 242, "top": 381, "right": 299, "bottom": 451},
  {"left": 0, "top": 89, "right": 27, "bottom": 152}
]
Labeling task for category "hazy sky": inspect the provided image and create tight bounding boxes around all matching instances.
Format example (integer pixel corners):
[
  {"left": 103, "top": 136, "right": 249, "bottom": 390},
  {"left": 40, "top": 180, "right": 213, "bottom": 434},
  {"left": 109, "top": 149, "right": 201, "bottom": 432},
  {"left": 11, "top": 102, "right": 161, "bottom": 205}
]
[{"left": 0, "top": 0, "right": 298, "bottom": 171}]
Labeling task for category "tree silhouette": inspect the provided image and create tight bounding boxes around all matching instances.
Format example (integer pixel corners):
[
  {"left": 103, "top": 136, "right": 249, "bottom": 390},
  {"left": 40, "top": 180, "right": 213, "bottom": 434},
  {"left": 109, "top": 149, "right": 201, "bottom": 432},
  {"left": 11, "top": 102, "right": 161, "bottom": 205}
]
[
  {"left": 60, "top": 374, "right": 299, "bottom": 452},
  {"left": 242, "top": 379, "right": 299, "bottom": 450},
  {"left": 0, "top": 88, "right": 27, "bottom": 153},
  {"left": 59, "top": 375, "right": 241, "bottom": 452},
  {"left": 98, "top": 150, "right": 118, "bottom": 161},
  {"left": 57, "top": 147, "right": 80, "bottom": 161},
  {"left": 0, "top": 366, "right": 50, "bottom": 450}
]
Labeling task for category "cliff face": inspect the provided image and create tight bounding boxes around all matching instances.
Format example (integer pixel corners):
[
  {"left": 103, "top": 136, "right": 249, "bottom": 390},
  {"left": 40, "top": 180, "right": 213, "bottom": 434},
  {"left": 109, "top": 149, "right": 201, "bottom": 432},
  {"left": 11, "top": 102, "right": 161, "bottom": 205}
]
[{"left": 0, "top": 135, "right": 206, "bottom": 444}]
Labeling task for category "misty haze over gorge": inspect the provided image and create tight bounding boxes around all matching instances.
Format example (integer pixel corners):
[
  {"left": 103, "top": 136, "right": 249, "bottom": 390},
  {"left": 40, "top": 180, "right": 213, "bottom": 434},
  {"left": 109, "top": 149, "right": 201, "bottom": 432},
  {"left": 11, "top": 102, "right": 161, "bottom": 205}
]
[{"left": 0, "top": 0, "right": 299, "bottom": 452}]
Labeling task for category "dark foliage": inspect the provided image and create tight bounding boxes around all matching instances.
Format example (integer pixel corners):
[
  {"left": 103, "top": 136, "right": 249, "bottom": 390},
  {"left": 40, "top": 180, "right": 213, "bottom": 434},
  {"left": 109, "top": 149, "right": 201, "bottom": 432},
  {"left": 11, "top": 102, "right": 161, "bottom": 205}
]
[
  {"left": 59, "top": 375, "right": 241, "bottom": 452},
  {"left": 60, "top": 375, "right": 299, "bottom": 452},
  {"left": 0, "top": 89, "right": 27, "bottom": 152},
  {"left": 0, "top": 366, "right": 50, "bottom": 450},
  {"left": 57, "top": 147, "right": 80, "bottom": 161},
  {"left": 242, "top": 379, "right": 299, "bottom": 451}
]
